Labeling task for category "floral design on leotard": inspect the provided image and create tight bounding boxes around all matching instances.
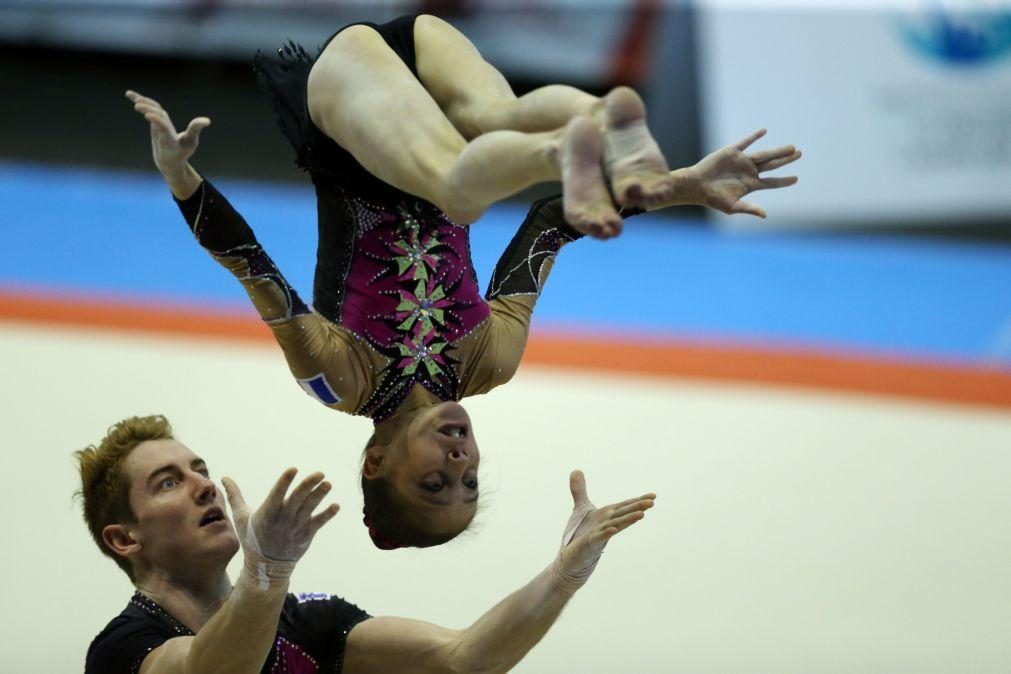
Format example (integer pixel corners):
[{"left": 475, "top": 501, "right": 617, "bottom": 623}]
[
  {"left": 390, "top": 209, "right": 442, "bottom": 281},
  {"left": 340, "top": 193, "right": 489, "bottom": 421}
]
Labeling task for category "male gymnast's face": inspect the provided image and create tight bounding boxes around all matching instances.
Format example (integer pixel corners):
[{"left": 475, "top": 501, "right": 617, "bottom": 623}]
[
  {"left": 389, "top": 401, "right": 480, "bottom": 533},
  {"left": 117, "top": 439, "right": 240, "bottom": 575}
]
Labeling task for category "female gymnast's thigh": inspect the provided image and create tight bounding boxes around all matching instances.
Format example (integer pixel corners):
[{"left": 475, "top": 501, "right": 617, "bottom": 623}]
[{"left": 307, "top": 24, "right": 467, "bottom": 211}]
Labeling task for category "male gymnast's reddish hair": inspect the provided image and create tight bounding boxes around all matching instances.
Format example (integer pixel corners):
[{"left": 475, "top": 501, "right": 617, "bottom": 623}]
[{"left": 75, "top": 415, "right": 174, "bottom": 579}]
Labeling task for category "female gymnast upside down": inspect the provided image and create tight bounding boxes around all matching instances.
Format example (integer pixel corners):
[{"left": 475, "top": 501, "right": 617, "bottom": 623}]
[{"left": 126, "top": 14, "right": 799, "bottom": 551}]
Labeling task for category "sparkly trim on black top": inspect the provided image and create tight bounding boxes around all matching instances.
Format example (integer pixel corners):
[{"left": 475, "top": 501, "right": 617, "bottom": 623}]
[
  {"left": 485, "top": 196, "right": 584, "bottom": 300},
  {"left": 129, "top": 592, "right": 194, "bottom": 636},
  {"left": 175, "top": 180, "right": 311, "bottom": 321},
  {"left": 86, "top": 591, "right": 370, "bottom": 674}
]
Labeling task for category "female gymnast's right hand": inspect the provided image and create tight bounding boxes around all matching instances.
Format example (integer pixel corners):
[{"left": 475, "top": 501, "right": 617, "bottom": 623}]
[
  {"left": 222, "top": 469, "right": 340, "bottom": 589},
  {"left": 681, "top": 128, "right": 801, "bottom": 219},
  {"left": 552, "top": 470, "right": 655, "bottom": 591},
  {"left": 125, "top": 90, "right": 209, "bottom": 185}
]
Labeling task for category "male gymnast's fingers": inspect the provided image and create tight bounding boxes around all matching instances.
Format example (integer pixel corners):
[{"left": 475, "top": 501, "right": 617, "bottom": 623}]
[
  {"left": 609, "top": 497, "right": 656, "bottom": 520},
  {"left": 285, "top": 471, "right": 326, "bottom": 513},
  {"left": 569, "top": 470, "right": 590, "bottom": 507},
  {"left": 221, "top": 477, "right": 249, "bottom": 517},
  {"left": 587, "top": 526, "right": 619, "bottom": 548},
  {"left": 308, "top": 502, "right": 341, "bottom": 535},
  {"left": 264, "top": 467, "right": 299, "bottom": 512},
  {"left": 295, "top": 479, "right": 332, "bottom": 522},
  {"left": 610, "top": 493, "right": 658, "bottom": 510},
  {"left": 758, "top": 150, "right": 802, "bottom": 173},
  {"left": 602, "top": 508, "right": 648, "bottom": 534},
  {"left": 734, "top": 128, "right": 767, "bottom": 151}
]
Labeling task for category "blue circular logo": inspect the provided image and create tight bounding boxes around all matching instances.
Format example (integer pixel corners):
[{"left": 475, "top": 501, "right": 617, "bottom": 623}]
[{"left": 899, "top": 9, "right": 1011, "bottom": 66}]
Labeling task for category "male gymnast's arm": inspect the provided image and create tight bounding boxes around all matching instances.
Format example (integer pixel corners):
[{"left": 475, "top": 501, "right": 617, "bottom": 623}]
[
  {"left": 139, "top": 469, "right": 339, "bottom": 674},
  {"left": 342, "top": 471, "right": 655, "bottom": 674}
]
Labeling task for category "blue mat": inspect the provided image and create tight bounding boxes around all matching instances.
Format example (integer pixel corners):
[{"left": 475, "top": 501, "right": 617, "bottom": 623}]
[{"left": 4, "top": 161, "right": 1010, "bottom": 364}]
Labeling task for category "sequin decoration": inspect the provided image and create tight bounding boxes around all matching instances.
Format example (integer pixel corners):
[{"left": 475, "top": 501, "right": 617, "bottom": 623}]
[
  {"left": 130, "top": 592, "right": 193, "bottom": 637},
  {"left": 270, "top": 636, "right": 319, "bottom": 674},
  {"left": 182, "top": 181, "right": 310, "bottom": 320},
  {"left": 486, "top": 197, "right": 582, "bottom": 301},
  {"left": 315, "top": 190, "right": 490, "bottom": 421}
]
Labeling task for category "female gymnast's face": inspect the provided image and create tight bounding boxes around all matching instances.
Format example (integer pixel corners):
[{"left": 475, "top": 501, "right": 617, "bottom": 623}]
[
  {"left": 121, "top": 439, "right": 240, "bottom": 574},
  {"left": 388, "top": 401, "right": 481, "bottom": 532}
]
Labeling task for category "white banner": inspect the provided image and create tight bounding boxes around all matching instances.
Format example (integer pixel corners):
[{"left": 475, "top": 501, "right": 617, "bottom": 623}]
[{"left": 697, "top": 4, "right": 1011, "bottom": 227}]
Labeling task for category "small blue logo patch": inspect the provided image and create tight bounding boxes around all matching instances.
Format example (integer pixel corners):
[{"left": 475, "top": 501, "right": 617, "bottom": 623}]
[
  {"left": 296, "top": 592, "right": 333, "bottom": 603},
  {"left": 899, "top": 8, "right": 1011, "bottom": 66},
  {"left": 297, "top": 374, "right": 342, "bottom": 406}
]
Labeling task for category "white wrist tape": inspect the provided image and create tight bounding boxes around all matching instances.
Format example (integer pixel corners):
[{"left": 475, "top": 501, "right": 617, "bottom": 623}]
[
  {"left": 555, "top": 505, "right": 601, "bottom": 590},
  {"left": 242, "top": 516, "right": 296, "bottom": 590}
]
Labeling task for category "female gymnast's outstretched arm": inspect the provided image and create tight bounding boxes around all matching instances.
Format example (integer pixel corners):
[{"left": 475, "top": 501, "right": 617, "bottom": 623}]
[
  {"left": 455, "top": 128, "right": 802, "bottom": 401},
  {"left": 126, "top": 90, "right": 381, "bottom": 415}
]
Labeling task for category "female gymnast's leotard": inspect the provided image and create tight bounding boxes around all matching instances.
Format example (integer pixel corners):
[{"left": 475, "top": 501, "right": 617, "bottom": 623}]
[{"left": 172, "top": 17, "right": 602, "bottom": 421}]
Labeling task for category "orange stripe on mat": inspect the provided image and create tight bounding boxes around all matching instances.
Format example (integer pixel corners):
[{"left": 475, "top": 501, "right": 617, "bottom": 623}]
[
  {"left": 2, "top": 288, "right": 1010, "bottom": 410},
  {"left": 0, "top": 289, "right": 268, "bottom": 344},
  {"left": 523, "top": 334, "right": 1011, "bottom": 411}
]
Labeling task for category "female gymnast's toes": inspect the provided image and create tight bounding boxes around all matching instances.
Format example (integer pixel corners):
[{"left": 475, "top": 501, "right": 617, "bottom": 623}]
[
  {"left": 601, "top": 87, "right": 674, "bottom": 208},
  {"left": 560, "top": 116, "right": 622, "bottom": 239}
]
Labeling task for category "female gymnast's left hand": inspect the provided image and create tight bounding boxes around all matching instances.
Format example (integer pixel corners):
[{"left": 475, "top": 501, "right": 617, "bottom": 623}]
[
  {"left": 125, "top": 90, "right": 209, "bottom": 199},
  {"left": 552, "top": 470, "right": 655, "bottom": 592}
]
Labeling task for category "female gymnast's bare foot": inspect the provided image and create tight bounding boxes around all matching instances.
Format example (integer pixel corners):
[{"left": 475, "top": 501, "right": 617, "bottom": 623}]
[
  {"left": 601, "top": 87, "right": 674, "bottom": 209},
  {"left": 560, "top": 116, "right": 623, "bottom": 240}
]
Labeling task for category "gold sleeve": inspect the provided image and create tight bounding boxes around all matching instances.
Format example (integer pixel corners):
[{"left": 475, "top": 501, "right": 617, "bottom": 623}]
[
  {"left": 456, "top": 295, "right": 536, "bottom": 398},
  {"left": 215, "top": 253, "right": 381, "bottom": 414}
]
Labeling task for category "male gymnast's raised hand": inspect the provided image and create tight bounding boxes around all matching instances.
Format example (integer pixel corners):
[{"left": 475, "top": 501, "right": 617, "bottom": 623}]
[
  {"left": 222, "top": 468, "right": 340, "bottom": 588},
  {"left": 553, "top": 470, "right": 656, "bottom": 589}
]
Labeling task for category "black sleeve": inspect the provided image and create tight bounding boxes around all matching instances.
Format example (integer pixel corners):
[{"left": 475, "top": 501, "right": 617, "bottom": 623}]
[
  {"left": 485, "top": 196, "right": 583, "bottom": 301},
  {"left": 174, "top": 178, "right": 261, "bottom": 255},
  {"left": 85, "top": 618, "right": 173, "bottom": 674},
  {"left": 283, "top": 593, "right": 370, "bottom": 672},
  {"left": 174, "top": 178, "right": 311, "bottom": 320},
  {"left": 484, "top": 195, "right": 648, "bottom": 301}
]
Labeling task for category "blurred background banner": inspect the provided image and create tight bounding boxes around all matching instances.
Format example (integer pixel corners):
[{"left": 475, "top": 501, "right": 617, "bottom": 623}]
[
  {"left": 697, "top": 2, "right": 1011, "bottom": 228},
  {"left": 0, "top": 0, "right": 705, "bottom": 188},
  {"left": 0, "top": 0, "right": 660, "bottom": 85},
  {"left": 6, "top": 1, "right": 1011, "bottom": 229}
]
